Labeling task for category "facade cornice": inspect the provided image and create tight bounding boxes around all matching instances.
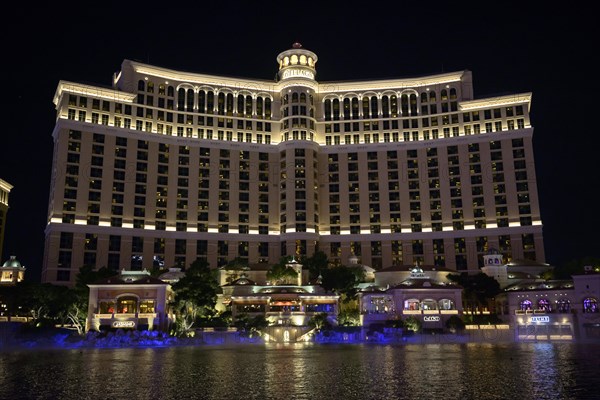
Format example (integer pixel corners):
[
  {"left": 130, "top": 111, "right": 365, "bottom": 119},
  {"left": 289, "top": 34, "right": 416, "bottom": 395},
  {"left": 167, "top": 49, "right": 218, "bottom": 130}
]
[
  {"left": 128, "top": 60, "right": 278, "bottom": 93},
  {"left": 460, "top": 93, "right": 532, "bottom": 111},
  {"left": 54, "top": 81, "right": 137, "bottom": 106},
  {"left": 316, "top": 71, "right": 469, "bottom": 93}
]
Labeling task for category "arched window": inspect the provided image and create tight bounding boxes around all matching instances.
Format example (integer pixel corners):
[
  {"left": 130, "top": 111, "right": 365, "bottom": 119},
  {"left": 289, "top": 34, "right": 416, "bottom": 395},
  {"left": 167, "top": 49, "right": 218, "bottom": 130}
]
[
  {"left": 362, "top": 97, "right": 369, "bottom": 118},
  {"left": 138, "top": 80, "right": 145, "bottom": 91},
  {"left": 324, "top": 99, "right": 332, "bottom": 121},
  {"left": 382, "top": 96, "right": 389, "bottom": 118},
  {"left": 117, "top": 296, "right": 138, "bottom": 314},
  {"left": 198, "top": 91, "right": 206, "bottom": 113},
  {"left": 217, "top": 92, "right": 225, "bottom": 115},
  {"left": 520, "top": 299, "right": 532, "bottom": 311},
  {"left": 429, "top": 91, "right": 436, "bottom": 102},
  {"left": 300, "top": 93, "right": 306, "bottom": 103},
  {"left": 583, "top": 297, "right": 598, "bottom": 313},
  {"left": 351, "top": 98, "right": 359, "bottom": 119},
  {"left": 186, "top": 89, "right": 194, "bottom": 111},
  {"left": 256, "top": 97, "right": 264, "bottom": 117},
  {"left": 420, "top": 92, "right": 428, "bottom": 103},
  {"left": 332, "top": 99, "right": 340, "bottom": 120},
  {"left": 537, "top": 298, "right": 551, "bottom": 311},
  {"left": 226, "top": 93, "right": 234, "bottom": 115},
  {"left": 450, "top": 88, "right": 457, "bottom": 99},
  {"left": 390, "top": 95, "right": 398, "bottom": 117},
  {"left": 292, "top": 92, "right": 299, "bottom": 103},
  {"left": 283, "top": 94, "right": 288, "bottom": 105},
  {"left": 177, "top": 88, "right": 185, "bottom": 111},
  {"left": 338, "top": 98, "right": 348, "bottom": 120},
  {"left": 441, "top": 89, "right": 448, "bottom": 101},
  {"left": 370, "top": 96, "right": 378, "bottom": 119},
  {"left": 147, "top": 81, "right": 154, "bottom": 93},
  {"left": 421, "top": 299, "right": 437, "bottom": 310},
  {"left": 206, "top": 91, "right": 214, "bottom": 113},
  {"left": 438, "top": 299, "right": 455, "bottom": 310},
  {"left": 237, "top": 94, "right": 244, "bottom": 115},
  {"left": 158, "top": 84, "right": 166, "bottom": 95},
  {"left": 409, "top": 94, "right": 418, "bottom": 115},
  {"left": 404, "top": 299, "right": 420, "bottom": 310},
  {"left": 265, "top": 98, "right": 272, "bottom": 119},
  {"left": 167, "top": 86, "right": 174, "bottom": 97},
  {"left": 556, "top": 299, "right": 570, "bottom": 313},
  {"left": 400, "top": 94, "right": 409, "bottom": 115},
  {"left": 243, "top": 95, "right": 251, "bottom": 116}
]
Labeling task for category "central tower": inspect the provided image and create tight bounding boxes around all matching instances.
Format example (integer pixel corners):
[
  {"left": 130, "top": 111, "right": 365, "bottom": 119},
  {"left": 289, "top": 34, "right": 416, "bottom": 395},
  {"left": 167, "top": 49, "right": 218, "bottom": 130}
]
[{"left": 277, "top": 43, "right": 320, "bottom": 257}]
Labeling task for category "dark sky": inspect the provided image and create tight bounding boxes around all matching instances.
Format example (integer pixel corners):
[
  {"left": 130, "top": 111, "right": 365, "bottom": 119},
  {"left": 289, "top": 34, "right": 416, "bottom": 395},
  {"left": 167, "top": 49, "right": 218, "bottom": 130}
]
[{"left": 1, "top": 3, "right": 596, "bottom": 282}]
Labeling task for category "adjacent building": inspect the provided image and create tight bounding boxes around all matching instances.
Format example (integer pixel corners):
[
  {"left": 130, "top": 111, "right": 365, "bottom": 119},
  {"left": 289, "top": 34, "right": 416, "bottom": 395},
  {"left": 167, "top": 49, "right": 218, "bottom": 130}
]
[
  {"left": 359, "top": 264, "right": 463, "bottom": 330},
  {"left": 43, "top": 43, "right": 544, "bottom": 285},
  {"left": 0, "top": 255, "right": 26, "bottom": 285},
  {"left": 86, "top": 269, "right": 173, "bottom": 332},
  {"left": 0, "top": 178, "right": 12, "bottom": 263}
]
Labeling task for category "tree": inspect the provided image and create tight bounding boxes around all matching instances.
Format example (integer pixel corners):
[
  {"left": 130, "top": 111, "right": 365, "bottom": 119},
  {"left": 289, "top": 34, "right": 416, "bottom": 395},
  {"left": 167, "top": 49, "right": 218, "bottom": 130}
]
[
  {"left": 447, "top": 272, "right": 500, "bottom": 312},
  {"left": 308, "top": 312, "right": 332, "bottom": 332},
  {"left": 21, "top": 282, "right": 71, "bottom": 326},
  {"left": 233, "top": 314, "right": 269, "bottom": 337},
  {"left": 337, "top": 307, "right": 360, "bottom": 326},
  {"left": 403, "top": 316, "right": 422, "bottom": 332},
  {"left": 301, "top": 250, "right": 329, "bottom": 281},
  {"left": 171, "top": 258, "right": 220, "bottom": 336},
  {"left": 320, "top": 265, "right": 365, "bottom": 300},
  {"left": 445, "top": 315, "right": 466, "bottom": 333},
  {"left": 225, "top": 257, "right": 249, "bottom": 270},
  {"left": 68, "top": 265, "right": 114, "bottom": 334},
  {"left": 266, "top": 257, "right": 298, "bottom": 285},
  {"left": 551, "top": 257, "right": 600, "bottom": 279}
]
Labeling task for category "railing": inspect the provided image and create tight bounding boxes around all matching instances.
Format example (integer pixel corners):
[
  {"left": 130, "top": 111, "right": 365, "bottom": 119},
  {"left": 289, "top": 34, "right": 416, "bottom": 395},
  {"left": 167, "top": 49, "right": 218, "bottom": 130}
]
[
  {"left": 93, "top": 313, "right": 156, "bottom": 319},
  {"left": 514, "top": 309, "right": 568, "bottom": 315},
  {"left": 402, "top": 309, "right": 459, "bottom": 315},
  {"left": 0, "top": 316, "right": 32, "bottom": 323}
]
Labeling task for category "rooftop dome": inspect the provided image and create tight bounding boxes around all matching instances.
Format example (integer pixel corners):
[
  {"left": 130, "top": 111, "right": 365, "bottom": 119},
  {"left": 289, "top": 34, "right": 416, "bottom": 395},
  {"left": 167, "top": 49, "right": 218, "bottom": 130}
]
[
  {"left": 276, "top": 42, "right": 318, "bottom": 81},
  {"left": 158, "top": 267, "right": 186, "bottom": 283},
  {"left": 228, "top": 273, "right": 256, "bottom": 286},
  {"left": 2, "top": 256, "right": 24, "bottom": 269}
]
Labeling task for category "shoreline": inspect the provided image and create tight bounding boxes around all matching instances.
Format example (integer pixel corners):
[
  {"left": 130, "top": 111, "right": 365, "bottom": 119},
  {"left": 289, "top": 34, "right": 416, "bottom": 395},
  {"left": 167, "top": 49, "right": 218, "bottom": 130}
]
[{"left": 3, "top": 324, "right": 590, "bottom": 351}]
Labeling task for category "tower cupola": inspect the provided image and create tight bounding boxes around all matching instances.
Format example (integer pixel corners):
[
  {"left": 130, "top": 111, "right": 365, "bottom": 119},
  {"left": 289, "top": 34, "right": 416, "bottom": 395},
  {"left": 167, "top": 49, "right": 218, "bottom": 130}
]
[{"left": 276, "top": 42, "right": 318, "bottom": 81}]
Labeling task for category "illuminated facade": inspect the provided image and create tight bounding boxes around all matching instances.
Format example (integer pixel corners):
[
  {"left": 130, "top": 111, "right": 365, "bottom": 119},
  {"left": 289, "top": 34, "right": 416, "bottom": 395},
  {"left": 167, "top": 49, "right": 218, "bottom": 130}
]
[
  {"left": 0, "top": 178, "right": 12, "bottom": 263},
  {"left": 43, "top": 43, "right": 544, "bottom": 285},
  {"left": 86, "top": 269, "right": 173, "bottom": 332},
  {"left": 218, "top": 258, "right": 338, "bottom": 329},
  {"left": 0, "top": 255, "right": 25, "bottom": 285},
  {"left": 495, "top": 269, "right": 600, "bottom": 341},
  {"left": 359, "top": 265, "right": 463, "bottom": 330}
]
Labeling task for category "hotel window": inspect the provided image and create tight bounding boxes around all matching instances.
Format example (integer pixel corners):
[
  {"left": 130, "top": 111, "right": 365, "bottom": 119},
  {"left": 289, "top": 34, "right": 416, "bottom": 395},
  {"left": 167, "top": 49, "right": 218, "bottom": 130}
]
[{"left": 583, "top": 298, "right": 599, "bottom": 313}]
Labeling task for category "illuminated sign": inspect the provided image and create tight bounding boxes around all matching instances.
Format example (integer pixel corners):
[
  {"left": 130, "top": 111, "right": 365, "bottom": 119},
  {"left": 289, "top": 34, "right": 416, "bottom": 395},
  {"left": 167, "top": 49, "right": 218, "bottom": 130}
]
[
  {"left": 281, "top": 69, "right": 315, "bottom": 80},
  {"left": 530, "top": 316, "right": 550, "bottom": 323},
  {"left": 112, "top": 320, "right": 136, "bottom": 329},
  {"left": 423, "top": 316, "right": 441, "bottom": 322}
]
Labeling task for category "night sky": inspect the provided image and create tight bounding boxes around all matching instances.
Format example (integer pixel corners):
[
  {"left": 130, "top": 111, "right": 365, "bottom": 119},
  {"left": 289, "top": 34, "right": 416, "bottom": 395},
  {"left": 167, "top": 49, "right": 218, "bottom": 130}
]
[{"left": 1, "top": 3, "right": 595, "bottom": 282}]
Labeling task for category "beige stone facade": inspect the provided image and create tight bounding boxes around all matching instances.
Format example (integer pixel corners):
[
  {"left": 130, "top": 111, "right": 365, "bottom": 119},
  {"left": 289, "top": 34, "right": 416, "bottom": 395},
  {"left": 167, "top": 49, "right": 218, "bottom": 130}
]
[{"left": 43, "top": 44, "right": 544, "bottom": 285}]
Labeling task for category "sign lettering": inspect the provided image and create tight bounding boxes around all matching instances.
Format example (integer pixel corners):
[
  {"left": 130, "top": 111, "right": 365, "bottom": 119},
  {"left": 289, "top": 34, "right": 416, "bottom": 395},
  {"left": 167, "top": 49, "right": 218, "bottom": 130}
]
[
  {"left": 530, "top": 316, "right": 549, "bottom": 323},
  {"left": 282, "top": 69, "right": 315, "bottom": 80},
  {"left": 112, "top": 320, "right": 136, "bottom": 328},
  {"left": 423, "top": 316, "right": 441, "bottom": 322}
]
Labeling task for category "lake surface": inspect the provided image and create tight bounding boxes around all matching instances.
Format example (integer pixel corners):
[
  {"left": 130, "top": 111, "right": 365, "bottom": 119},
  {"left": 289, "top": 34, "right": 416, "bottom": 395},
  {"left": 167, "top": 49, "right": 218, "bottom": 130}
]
[{"left": 1, "top": 342, "right": 599, "bottom": 399}]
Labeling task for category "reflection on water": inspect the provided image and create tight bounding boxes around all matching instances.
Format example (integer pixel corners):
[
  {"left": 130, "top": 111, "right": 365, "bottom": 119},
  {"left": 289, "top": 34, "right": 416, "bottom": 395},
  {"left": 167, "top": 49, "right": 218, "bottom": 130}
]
[{"left": 1, "top": 343, "right": 599, "bottom": 400}]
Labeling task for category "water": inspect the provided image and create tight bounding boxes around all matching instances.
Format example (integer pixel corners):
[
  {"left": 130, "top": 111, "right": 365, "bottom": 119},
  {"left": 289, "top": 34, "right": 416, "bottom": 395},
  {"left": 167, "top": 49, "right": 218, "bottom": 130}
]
[{"left": 1, "top": 342, "right": 598, "bottom": 400}]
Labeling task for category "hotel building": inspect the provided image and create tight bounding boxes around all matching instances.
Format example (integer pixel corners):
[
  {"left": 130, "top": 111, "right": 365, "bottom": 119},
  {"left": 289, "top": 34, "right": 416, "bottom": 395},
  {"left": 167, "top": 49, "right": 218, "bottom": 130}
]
[{"left": 43, "top": 43, "right": 544, "bottom": 285}]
